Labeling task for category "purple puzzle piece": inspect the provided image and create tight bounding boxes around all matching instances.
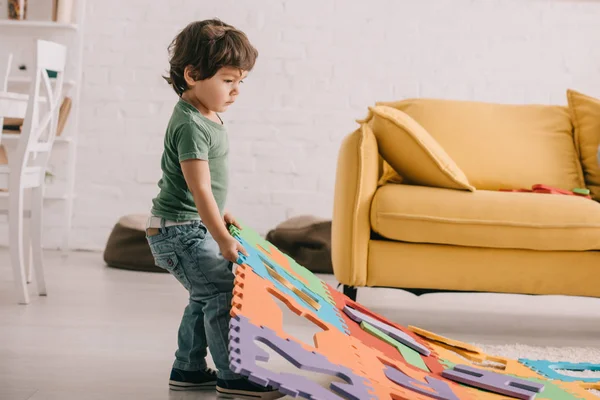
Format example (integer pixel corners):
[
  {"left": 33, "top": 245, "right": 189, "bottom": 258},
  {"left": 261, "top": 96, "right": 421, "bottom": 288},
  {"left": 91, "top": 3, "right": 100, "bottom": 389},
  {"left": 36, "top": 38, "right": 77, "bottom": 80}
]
[
  {"left": 343, "top": 306, "right": 431, "bottom": 356},
  {"left": 229, "top": 316, "right": 375, "bottom": 400},
  {"left": 384, "top": 365, "right": 459, "bottom": 400},
  {"left": 442, "top": 364, "right": 545, "bottom": 400}
]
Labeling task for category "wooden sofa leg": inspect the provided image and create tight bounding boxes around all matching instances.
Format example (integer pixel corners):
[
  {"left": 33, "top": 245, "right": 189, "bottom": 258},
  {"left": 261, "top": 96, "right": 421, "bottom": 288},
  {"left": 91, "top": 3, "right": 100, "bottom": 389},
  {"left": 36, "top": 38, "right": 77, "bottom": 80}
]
[{"left": 343, "top": 285, "right": 358, "bottom": 302}]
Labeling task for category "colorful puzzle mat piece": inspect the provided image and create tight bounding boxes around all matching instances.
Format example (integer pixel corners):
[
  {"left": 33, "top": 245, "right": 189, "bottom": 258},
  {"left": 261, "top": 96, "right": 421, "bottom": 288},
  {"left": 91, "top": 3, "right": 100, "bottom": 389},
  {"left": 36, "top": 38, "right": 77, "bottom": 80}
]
[
  {"left": 232, "top": 224, "right": 333, "bottom": 304},
  {"left": 518, "top": 359, "right": 600, "bottom": 383},
  {"left": 232, "top": 225, "right": 347, "bottom": 333},
  {"left": 344, "top": 306, "right": 431, "bottom": 356},
  {"left": 229, "top": 315, "right": 375, "bottom": 400},
  {"left": 361, "top": 321, "right": 429, "bottom": 372},
  {"left": 228, "top": 223, "right": 600, "bottom": 400}
]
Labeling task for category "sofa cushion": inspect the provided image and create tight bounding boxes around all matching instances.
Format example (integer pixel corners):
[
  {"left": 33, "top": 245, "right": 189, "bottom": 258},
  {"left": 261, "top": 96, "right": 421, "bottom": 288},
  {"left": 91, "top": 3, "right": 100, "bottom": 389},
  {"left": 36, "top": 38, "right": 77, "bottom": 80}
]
[
  {"left": 370, "top": 105, "right": 475, "bottom": 191},
  {"left": 567, "top": 89, "right": 600, "bottom": 201},
  {"left": 371, "top": 184, "right": 600, "bottom": 251},
  {"left": 378, "top": 98, "right": 585, "bottom": 191}
]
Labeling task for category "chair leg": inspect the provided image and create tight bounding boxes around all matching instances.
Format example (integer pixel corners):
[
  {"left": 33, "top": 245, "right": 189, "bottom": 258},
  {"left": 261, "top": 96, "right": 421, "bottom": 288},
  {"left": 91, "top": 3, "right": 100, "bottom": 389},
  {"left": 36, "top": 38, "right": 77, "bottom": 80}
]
[
  {"left": 24, "top": 215, "right": 33, "bottom": 284},
  {"left": 31, "top": 186, "right": 47, "bottom": 296},
  {"left": 343, "top": 285, "right": 358, "bottom": 302},
  {"left": 9, "top": 187, "right": 29, "bottom": 304}
]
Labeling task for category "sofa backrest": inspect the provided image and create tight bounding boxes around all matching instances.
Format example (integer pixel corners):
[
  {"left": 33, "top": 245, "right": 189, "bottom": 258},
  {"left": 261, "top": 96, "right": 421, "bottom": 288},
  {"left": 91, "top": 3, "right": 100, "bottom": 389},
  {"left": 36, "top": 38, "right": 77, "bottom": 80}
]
[{"left": 378, "top": 98, "right": 585, "bottom": 191}]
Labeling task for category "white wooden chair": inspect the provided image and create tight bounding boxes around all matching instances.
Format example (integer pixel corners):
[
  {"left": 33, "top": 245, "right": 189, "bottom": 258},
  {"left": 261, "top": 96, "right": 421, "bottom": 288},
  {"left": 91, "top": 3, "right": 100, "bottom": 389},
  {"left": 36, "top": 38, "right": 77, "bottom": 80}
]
[
  {"left": 1, "top": 51, "right": 35, "bottom": 287},
  {"left": 0, "top": 52, "right": 14, "bottom": 136},
  {"left": 0, "top": 40, "right": 67, "bottom": 304}
]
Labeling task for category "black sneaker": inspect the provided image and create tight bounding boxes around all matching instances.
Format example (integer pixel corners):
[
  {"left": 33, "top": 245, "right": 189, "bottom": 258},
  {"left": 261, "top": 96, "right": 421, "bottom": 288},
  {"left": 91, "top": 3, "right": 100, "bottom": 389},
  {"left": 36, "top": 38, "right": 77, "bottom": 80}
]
[
  {"left": 216, "top": 377, "right": 283, "bottom": 399},
  {"left": 169, "top": 367, "right": 217, "bottom": 391}
]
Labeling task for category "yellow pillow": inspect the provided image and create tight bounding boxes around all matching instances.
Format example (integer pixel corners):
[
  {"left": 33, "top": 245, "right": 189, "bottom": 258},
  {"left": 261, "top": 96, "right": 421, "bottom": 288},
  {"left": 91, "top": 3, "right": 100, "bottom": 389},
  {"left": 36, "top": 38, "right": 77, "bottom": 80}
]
[
  {"left": 370, "top": 105, "right": 475, "bottom": 191},
  {"left": 379, "top": 98, "right": 584, "bottom": 191},
  {"left": 567, "top": 89, "right": 600, "bottom": 201}
]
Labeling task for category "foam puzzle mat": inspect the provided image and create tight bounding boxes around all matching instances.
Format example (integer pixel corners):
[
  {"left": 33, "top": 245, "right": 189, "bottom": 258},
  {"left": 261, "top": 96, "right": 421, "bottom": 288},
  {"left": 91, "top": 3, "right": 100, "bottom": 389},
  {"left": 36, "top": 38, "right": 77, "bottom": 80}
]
[{"left": 227, "top": 222, "right": 600, "bottom": 400}]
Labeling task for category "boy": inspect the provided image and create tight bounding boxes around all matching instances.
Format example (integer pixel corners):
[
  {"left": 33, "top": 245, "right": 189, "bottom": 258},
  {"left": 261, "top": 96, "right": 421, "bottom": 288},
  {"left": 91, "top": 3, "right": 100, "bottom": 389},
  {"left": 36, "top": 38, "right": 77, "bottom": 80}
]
[{"left": 146, "top": 19, "right": 282, "bottom": 399}]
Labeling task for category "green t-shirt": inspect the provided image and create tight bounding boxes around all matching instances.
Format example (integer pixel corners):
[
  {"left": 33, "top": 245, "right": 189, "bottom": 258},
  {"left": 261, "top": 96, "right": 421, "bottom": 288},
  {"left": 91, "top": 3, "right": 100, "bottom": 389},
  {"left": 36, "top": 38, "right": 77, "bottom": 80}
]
[{"left": 151, "top": 99, "right": 229, "bottom": 221}]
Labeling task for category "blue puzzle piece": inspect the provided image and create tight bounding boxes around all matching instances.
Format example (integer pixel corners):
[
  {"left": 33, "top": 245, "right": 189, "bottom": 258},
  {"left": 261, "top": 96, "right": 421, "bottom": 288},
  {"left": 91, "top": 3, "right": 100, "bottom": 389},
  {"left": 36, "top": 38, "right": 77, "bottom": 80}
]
[
  {"left": 518, "top": 359, "right": 600, "bottom": 383},
  {"left": 234, "top": 235, "right": 348, "bottom": 334}
]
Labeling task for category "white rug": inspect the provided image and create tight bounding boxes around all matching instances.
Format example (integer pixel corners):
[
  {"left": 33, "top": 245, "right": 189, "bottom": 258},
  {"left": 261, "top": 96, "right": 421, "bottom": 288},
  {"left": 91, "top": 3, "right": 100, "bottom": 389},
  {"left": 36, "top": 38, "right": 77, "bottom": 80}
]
[{"left": 477, "top": 343, "right": 600, "bottom": 366}]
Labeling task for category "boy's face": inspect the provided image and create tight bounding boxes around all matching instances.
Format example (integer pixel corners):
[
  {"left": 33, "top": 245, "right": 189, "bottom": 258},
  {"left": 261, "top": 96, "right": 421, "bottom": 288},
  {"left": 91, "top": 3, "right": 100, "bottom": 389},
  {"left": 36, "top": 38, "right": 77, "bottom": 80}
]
[{"left": 186, "top": 66, "right": 248, "bottom": 113}]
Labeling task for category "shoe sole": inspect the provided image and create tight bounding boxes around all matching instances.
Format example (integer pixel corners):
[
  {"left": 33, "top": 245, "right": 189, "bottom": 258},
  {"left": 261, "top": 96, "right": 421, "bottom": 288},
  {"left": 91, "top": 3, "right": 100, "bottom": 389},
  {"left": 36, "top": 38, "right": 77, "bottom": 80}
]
[
  {"left": 216, "top": 386, "right": 284, "bottom": 399},
  {"left": 169, "top": 380, "right": 217, "bottom": 391}
]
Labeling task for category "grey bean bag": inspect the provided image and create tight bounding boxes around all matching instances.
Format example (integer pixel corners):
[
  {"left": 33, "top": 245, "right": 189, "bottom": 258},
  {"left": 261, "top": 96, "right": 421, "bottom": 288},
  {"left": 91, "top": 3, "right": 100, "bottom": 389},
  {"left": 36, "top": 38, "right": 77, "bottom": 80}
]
[
  {"left": 266, "top": 215, "right": 333, "bottom": 274},
  {"left": 103, "top": 214, "right": 166, "bottom": 273}
]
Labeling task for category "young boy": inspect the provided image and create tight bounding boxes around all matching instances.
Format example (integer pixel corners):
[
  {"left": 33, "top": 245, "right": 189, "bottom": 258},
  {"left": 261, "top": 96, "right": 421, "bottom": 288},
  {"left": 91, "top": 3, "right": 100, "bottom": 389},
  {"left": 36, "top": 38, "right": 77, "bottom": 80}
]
[{"left": 146, "top": 19, "right": 282, "bottom": 399}]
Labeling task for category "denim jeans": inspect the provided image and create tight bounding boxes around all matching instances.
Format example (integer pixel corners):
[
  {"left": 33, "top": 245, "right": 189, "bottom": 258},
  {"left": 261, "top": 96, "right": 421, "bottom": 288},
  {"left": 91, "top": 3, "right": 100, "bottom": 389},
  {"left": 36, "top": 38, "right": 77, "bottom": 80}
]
[{"left": 146, "top": 218, "right": 241, "bottom": 380}]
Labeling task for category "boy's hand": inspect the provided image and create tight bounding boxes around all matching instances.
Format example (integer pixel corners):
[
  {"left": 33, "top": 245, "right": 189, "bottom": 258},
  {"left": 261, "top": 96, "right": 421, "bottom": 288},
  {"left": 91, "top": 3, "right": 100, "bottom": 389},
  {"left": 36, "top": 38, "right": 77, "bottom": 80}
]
[
  {"left": 218, "top": 236, "right": 248, "bottom": 264},
  {"left": 223, "top": 212, "right": 241, "bottom": 229}
]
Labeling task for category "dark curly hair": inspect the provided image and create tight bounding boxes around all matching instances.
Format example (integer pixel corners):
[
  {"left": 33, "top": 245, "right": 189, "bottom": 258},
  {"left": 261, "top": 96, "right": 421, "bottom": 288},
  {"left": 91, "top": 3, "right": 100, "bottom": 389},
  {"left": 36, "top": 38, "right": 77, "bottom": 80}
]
[{"left": 164, "top": 19, "right": 258, "bottom": 96}]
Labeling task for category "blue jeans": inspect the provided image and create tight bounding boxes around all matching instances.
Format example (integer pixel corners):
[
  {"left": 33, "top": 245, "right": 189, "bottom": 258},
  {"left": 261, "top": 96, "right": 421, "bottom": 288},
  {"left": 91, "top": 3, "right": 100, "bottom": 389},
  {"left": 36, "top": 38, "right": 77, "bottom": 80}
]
[{"left": 146, "top": 218, "right": 241, "bottom": 380}]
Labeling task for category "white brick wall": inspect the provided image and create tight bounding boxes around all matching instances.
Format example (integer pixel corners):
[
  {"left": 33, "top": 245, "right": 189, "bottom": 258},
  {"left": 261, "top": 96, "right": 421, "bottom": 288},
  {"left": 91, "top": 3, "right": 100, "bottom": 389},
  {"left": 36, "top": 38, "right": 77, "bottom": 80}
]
[{"left": 3, "top": 0, "right": 600, "bottom": 251}]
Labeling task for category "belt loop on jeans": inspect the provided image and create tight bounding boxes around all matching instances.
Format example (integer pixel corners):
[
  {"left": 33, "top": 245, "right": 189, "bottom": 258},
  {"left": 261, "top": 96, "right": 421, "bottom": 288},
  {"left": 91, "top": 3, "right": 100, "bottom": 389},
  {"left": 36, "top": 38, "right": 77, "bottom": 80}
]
[{"left": 159, "top": 217, "right": 166, "bottom": 233}]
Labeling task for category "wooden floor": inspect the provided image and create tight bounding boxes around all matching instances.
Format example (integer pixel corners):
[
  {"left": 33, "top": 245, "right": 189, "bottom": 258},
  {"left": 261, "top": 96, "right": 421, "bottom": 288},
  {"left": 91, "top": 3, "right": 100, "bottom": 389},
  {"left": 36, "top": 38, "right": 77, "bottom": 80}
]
[{"left": 1, "top": 249, "right": 599, "bottom": 399}]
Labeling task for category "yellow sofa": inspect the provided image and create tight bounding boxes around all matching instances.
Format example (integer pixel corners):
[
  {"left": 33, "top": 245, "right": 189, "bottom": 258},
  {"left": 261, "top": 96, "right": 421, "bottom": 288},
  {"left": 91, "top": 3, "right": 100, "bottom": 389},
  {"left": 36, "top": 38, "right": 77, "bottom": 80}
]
[{"left": 332, "top": 90, "right": 600, "bottom": 300}]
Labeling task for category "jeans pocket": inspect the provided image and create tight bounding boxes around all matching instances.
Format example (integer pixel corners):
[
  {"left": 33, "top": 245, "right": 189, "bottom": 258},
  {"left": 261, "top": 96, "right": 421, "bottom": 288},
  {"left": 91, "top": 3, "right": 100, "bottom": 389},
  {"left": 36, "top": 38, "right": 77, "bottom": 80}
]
[
  {"left": 154, "top": 251, "right": 192, "bottom": 291},
  {"left": 146, "top": 229, "right": 171, "bottom": 248},
  {"left": 178, "top": 224, "right": 208, "bottom": 251}
]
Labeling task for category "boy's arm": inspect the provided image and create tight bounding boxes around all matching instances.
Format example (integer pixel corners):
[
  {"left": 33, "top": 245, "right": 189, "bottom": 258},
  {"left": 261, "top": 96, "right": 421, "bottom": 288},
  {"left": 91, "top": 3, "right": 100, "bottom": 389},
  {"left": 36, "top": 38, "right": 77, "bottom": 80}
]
[{"left": 181, "top": 159, "right": 247, "bottom": 262}]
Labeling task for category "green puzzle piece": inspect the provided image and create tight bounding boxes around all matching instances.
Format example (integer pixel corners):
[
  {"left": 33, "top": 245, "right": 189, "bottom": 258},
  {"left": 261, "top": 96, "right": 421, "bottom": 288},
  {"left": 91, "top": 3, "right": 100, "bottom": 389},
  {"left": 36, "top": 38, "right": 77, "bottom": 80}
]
[
  {"left": 360, "top": 321, "right": 429, "bottom": 371},
  {"left": 233, "top": 221, "right": 334, "bottom": 306},
  {"left": 573, "top": 188, "right": 591, "bottom": 195},
  {"left": 524, "top": 378, "right": 580, "bottom": 400}
]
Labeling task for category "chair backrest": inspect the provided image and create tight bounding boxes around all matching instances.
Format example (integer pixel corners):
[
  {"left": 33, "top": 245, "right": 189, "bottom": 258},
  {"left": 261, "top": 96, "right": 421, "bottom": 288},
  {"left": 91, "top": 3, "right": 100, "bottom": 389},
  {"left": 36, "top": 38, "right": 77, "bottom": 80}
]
[
  {"left": 0, "top": 52, "right": 14, "bottom": 140},
  {"left": 14, "top": 40, "right": 67, "bottom": 173},
  {"left": 0, "top": 52, "right": 12, "bottom": 91}
]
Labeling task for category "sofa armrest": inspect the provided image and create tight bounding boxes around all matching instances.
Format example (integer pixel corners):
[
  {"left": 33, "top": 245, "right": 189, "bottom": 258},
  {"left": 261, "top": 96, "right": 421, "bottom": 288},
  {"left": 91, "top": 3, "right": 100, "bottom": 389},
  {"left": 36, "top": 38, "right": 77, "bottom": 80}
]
[{"left": 332, "top": 122, "right": 380, "bottom": 286}]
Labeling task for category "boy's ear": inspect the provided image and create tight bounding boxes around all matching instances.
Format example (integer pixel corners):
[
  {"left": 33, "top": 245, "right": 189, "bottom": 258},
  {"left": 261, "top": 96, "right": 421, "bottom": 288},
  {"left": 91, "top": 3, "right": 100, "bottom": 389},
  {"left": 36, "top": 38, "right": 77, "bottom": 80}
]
[{"left": 183, "top": 66, "right": 197, "bottom": 87}]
